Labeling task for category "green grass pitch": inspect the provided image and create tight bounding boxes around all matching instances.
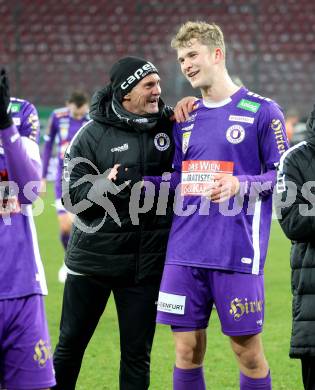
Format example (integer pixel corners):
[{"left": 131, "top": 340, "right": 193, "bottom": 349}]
[{"left": 35, "top": 183, "right": 302, "bottom": 389}]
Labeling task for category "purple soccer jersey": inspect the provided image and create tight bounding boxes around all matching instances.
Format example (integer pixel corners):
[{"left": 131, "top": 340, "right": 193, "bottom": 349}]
[
  {"left": 0, "top": 98, "right": 47, "bottom": 299},
  {"left": 0, "top": 99, "right": 55, "bottom": 387},
  {"left": 166, "top": 87, "right": 288, "bottom": 275},
  {"left": 42, "top": 107, "right": 90, "bottom": 200}
]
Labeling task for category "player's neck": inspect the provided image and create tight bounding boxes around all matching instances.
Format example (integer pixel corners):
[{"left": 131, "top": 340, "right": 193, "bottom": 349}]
[
  {"left": 70, "top": 113, "right": 85, "bottom": 120},
  {"left": 201, "top": 73, "right": 240, "bottom": 103}
]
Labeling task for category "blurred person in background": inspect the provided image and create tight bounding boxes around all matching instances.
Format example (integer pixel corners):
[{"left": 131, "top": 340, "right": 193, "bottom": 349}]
[
  {"left": 285, "top": 108, "right": 300, "bottom": 145},
  {"left": 276, "top": 103, "right": 315, "bottom": 390},
  {"left": 156, "top": 21, "right": 288, "bottom": 390},
  {"left": 41, "top": 91, "right": 90, "bottom": 283},
  {"left": 0, "top": 68, "right": 55, "bottom": 389},
  {"left": 290, "top": 118, "right": 309, "bottom": 146},
  {"left": 52, "top": 56, "right": 195, "bottom": 390}
]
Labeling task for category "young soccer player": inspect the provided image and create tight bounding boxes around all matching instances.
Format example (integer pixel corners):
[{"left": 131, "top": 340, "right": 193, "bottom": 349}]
[
  {"left": 0, "top": 68, "right": 55, "bottom": 389},
  {"left": 156, "top": 21, "right": 289, "bottom": 390},
  {"left": 41, "top": 91, "right": 89, "bottom": 282}
]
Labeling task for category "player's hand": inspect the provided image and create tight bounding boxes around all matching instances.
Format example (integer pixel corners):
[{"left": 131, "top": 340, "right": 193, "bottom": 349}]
[
  {"left": 0, "top": 68, "right": 13, "bottom": 130},
  {"left": 107, "top": 164, "right": 121, "bottom": 181},
  {"left": 203, "top": 174, "right": 240, "bottom": 203},
  {"left": 173, "top": 96, "right": 198, "bottom": 123}
]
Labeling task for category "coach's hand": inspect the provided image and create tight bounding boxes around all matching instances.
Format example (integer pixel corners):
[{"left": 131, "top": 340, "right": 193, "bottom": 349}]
[
  {"left": 0, "top": 68, "right": 13, "bottom": 130},
  {"left": 203, "top": 174, "right": 240, "bottom": 203},
  {"left": 174, "top": 96, "right": 198, "bottom": 123},
  {"left": 116, "top": 165, "right": 143, "bottom": 188}
]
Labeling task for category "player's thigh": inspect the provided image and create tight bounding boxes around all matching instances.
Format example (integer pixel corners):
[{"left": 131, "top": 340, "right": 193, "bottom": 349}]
[
  {"left": 173, "top": 329, "right": 207, "bottom": 363},
  {"left": 211, "top": 270, "right": 265, "bottom": 336},
  {"left": 230, "top": 333, "right": 264, "bottom": 358},
  {"left": 0, "top": 295, "right": 55, "bottom": 390}
]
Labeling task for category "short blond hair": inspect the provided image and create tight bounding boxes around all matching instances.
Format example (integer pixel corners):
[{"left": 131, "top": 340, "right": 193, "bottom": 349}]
[{"left": 171, "top": 21, "right": 225, "bottom": 55}]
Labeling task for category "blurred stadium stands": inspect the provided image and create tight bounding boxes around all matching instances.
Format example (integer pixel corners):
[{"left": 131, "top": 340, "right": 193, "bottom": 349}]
[{"left": 1, "top": 0, "right": 315, "bottom": 116}]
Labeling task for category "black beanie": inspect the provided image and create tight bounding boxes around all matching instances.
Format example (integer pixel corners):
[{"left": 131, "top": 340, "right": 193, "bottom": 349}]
[{"left": 109, "top": 56, "right": 159, "bottom": 100}]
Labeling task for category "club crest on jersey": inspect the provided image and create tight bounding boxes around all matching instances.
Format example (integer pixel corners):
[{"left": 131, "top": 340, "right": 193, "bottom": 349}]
[
  {"left": 182, "top": 131, "right": 191, "bottom": 154},
  {"left": 60, "top": 141, "right": 70, "bottom": 159},
  {"left": 27, "top": 113, "right": 39, "bottom": 131},
  {"left": 60, "top": 126, "right": 70, "bottom": 140},
  {"left": 226, "top": 125, "right": 245, "bottom": 144},
  {"left": 154, "top": 133, "right": 170, "bottom": 151}
]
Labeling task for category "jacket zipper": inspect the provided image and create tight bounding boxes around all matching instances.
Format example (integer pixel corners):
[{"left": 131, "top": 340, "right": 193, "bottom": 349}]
[{"left": 135, "top": 131, "right": 145, "bottom": 282}]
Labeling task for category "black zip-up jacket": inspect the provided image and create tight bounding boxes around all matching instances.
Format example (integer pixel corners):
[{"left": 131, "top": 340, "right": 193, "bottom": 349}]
[
  {"left": 62, "top": 88, "right": 174, "bottom": 281},
  {"left": 276, "top": 112, "right": 315, "bottom": 358}
]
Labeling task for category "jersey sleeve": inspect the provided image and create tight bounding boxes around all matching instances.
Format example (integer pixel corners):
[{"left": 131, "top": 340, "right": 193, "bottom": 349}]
[
  {"left": 258, "top": 101, "right": 288, "bottom": 170},
  {"left": 172, "top": 122, "right": 183, "bottom": 172},
  {"left": 1, "top": 100, "right": 42, "bottom": 204},
  {"left": 237, "top": 102, "right": 289, "bottom": 197},
  {"left": 168, "top": 122, "right": 182, "bottom": 190},
  {"left": 18, "top": 101, "right": 40, "bottom": 143}
]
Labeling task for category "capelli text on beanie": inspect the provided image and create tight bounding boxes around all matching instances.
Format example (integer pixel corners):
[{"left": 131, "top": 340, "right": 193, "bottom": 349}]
[{"left": 109, "top": 56, "right": 158, "bottom": 101}]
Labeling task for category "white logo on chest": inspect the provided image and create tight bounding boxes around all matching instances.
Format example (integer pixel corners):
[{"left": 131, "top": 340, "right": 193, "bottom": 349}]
[
  {"left": 111, "top": 143, "right": 129, "bottom": 153},
  {"left": 229, "top": 115, "right": 254, "bottom": 124},
  {"left": 226, "top": 125, "right": 245, "bottom": 144}
]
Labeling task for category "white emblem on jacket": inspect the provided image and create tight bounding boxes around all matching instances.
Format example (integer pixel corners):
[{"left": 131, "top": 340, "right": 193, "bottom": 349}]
[
  {"left": 111, "top": 143, "right": 129, "bottom": 153},
  {"left": 154, "top": 133, "right": 170, "bottom": 151}
]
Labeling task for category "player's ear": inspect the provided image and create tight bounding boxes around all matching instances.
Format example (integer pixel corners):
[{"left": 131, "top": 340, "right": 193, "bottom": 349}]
[
  {"left": 213, "top": 47, "right": 224, "bottom": 64},
  {"left": 123, "top": 93, "right": 131, "bottom": 101}
]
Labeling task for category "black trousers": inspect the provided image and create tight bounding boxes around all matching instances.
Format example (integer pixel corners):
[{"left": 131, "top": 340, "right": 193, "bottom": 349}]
[
  {"left": 301, "top": 357, "right": 315, "bottom": 390},
  {"left": 53, "top": 274, "right": 160, "bottom": 390}
]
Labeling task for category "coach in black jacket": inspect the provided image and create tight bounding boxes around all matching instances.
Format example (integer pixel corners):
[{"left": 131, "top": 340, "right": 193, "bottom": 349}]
[
  {"left": 53, "top": 57, "right": 175, "bottom": 390},
  {"left": 276, "top": 104, "right": 315, "bottom": 390}
]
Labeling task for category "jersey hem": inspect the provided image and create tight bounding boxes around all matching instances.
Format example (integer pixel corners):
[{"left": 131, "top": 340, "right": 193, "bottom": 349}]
[
  {"left": 222, "top": 328, "right": 263, "bottom": 336},
  {"left": 0, "top": 290, "right": 45, "bottom": 300},
  {"left": 165, "top": 259, "right": 264, "bottom": 275},
  {"left": 157, "top": 318, "right": 208, "bottom": 329},
  {"left": 2, "top": 379, "right": 56, "bottom": 390}
]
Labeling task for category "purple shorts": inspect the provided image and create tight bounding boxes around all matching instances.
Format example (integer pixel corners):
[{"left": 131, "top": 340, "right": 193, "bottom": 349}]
[
  {"left": 156, "top": 265, "right": 265, "bottom": 336},
  {"left": 0, "top": 295, "right": 56, "bottom": 389}
]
